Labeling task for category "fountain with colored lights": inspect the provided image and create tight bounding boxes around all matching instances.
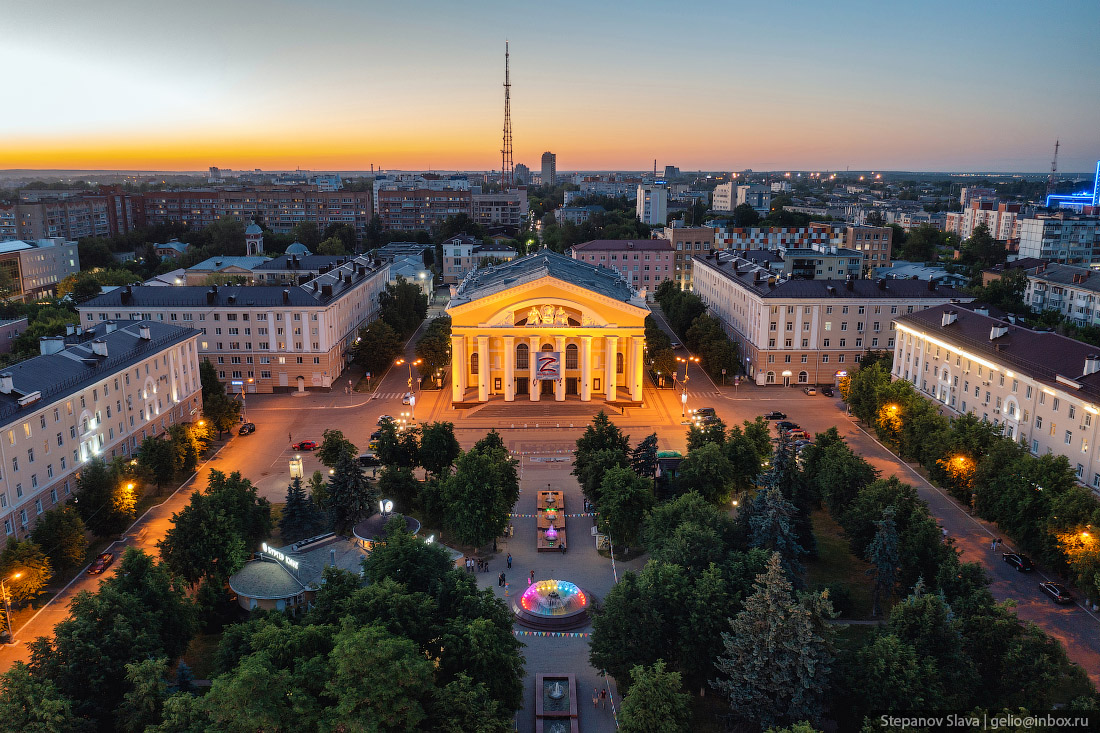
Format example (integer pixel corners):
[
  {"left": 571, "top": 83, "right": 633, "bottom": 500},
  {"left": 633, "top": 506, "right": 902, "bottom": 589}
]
[{"left": 512, "top": 579, "right": 593, "bottom": 630}]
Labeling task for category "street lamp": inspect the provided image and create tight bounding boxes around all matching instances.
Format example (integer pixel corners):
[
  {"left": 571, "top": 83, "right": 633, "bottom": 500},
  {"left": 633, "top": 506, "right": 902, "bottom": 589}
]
[
  {"left": 395, "top": 358, "right": 423, "bottom": 393},
  {"left": 675, "top": 355, "right": 699, "bottom": 418},
  {"left": 1, "top": 571, "right": 22, "bottom": 643}
]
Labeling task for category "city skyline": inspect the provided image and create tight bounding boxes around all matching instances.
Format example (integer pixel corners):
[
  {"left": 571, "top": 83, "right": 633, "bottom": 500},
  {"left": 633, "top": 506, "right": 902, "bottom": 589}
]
[{"left": 1, "top": 0, "right": 1098, "bottom": 173}]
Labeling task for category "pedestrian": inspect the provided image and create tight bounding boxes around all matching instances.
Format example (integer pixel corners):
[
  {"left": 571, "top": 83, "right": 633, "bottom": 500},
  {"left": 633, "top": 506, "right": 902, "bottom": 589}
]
[
  {"left": 991, "top": 537, "right": 997, "bottom": 551},
  {"left": 941, "top": 527, "right": 948, "bottom": 539},
  {"left": 509, "top": 523, "right": 514, "bottom": 537},
  {"left": 592, "top": 688, "right": 598, "bottom": 708},
  {"left": 288, "top": 432, "right": 292, "bottom": 444},
  {"left": 529, "top": 569, "right": 535, "bottom": 585},
  {"left": 560, "top": 543, "right": 566, "bottom": 555},
  {"left": 527, "top": 574, "right": 532, "bottom": 587},
  {"left": 600, "top": 688, "right": 607, "bottom": 709},
  {"left": 498, "top": 571, "right": 505, "bottom": 587},
  {"left": 507, "top": 553, "right": 512, "bottom": 568}
]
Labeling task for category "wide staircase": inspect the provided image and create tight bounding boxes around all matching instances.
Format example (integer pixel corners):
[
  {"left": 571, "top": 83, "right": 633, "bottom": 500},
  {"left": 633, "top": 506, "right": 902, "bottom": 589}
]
[{"left": 472, "top": 400, "right": 606, "bottom": 422}]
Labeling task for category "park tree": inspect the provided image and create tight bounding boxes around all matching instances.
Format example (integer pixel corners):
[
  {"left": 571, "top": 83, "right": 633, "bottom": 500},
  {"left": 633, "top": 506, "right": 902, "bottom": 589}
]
[
  {"left": 576, "top": 448, "right": 629, "bottom": 506},
  {"left": 316, "top": 236, "right": 346, "bottom": 256},
  {"left": 419, "top": 421, "right": 460, "bottom": 477},
  {"left": 327, "top": 453, "right": 378, "bottom": 536},
  {"left": 675, "top": 442, "right": 733, "bottom": 504},
  {"left": 867, "top": 506, "right": 900, "bottom": 617},
  {"left": 279, "top": 476, "right": 328, "bottom": 543},
  {"left": 0, "top": 662, "right": 86, "bottom": 733},
  {"left": 167, "top": 422, "right": 205, "bottom": 475},
  {"left": 378, "top": 465, "right": 420, "bottom": 513},
  {"left": 711, "top": 553, "right": 834, "bottom": 730},
  {"left": 30, "top": 506, "right": 87, "bottom": 573},
  {"left": 441, "top": 441, "right": 518, "bottom": 548},
  {"left": 741, "top": 416, "right": 773, "bottom": 460},
  {"left": 573, "top": 411, "right": 630, "bottom": 489},
  {"left": 725, "top": 426, "right": 763, "bottom": 493},
  {"left": 379, "top": 276, "right": 429, "bottom": 337},
  {"left": 630, "top": 433, "right": 659, "bottom": 479},
  {"left": 117, "top": 657, "right": 169, "bottom": 733},
  {"left": 308, "top": 470, "right": 330, "bottom": 511},
  {"left": 959, "top": 223, "right": 1006, "bottom": 270},
  {"left": 138, "top": 436, "right": 177, "bottom": 490},
  {"left": 376, "top": 417, "right": 420, "bottom": 468},
  {"left": 318, "top": 428, "right": 358, "bottom": 468},
  {"left": 353, "top": 318, "right": 403, "bottom": 378},
  {"left": 0, "top": 538, "right": 52, "bottom": 605},
  {"left": 414, "top": 317, "right": 452, "bottom": 381},
  {"left": 686, "top": 419, "right": 727, "bottom": 451},
  {"left": 597, "top": 466, "right": 655, "bottom": 548},
  {"left": 74, "top": 457, "right": 136, "bottom": 536},
  {"left": 619, "top": 661, "right": 691, "bottom": 733},
  {"left": 199, "top": 360, "right": 241, "bottom": 437},
  {"left": 747, "top": 488, "right": 806, "bottom": 578}
]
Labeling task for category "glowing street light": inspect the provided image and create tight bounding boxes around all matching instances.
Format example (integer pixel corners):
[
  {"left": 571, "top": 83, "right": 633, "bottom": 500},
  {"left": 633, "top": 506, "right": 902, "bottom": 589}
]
[
  {"left": 1, "top": 571, "right": 21, "bottom": 643},
  {"left": 675, "top": 355, "right": 699, "bottom": 417}
]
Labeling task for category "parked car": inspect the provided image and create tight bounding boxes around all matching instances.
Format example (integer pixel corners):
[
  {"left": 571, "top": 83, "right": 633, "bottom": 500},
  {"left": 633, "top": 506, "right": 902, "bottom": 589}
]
[
  {"left": 370, "top": 431, "right": 383, "bottom": 442},
  {"left": 376, "top": 415, "right": 393, "bottom": 426},
  {"left": 764, "top": 411, "right": 787, "bottom": 420},
  {"left": 357, "top": 452, "right": 382, "bottom": 468},
  {"left": 803, "top": 386, "right": 817, "bottom": 395},
  {"left": 695, "top": 407, "right": 717, "bottom": 418},
  {"left": 87, "top": 552, "right": 115, "bottom": 575},
  {"left": 1002, "top": 552, "right": 1034, "bottom": 571},
  {"left": 786, "top": 429, "right": 810, "bottom": 441},
  {"left": 670, "top": 341, "right": 681, "bottom": 349},
  {"left": 238, "top": 422, "right": 256, "bottom": 436},
  {"left": 401, "top": 392, "right": 413, "bottom": 404},
  {"left": 292, "top": 440, "right": 318, "bottom": 451},
  {"left": 820, "top": 386, "right": 835, "bottom": 397},
  {"left": 1039, "top": 582, "right": 1075, "bottom": 605},
  {"left": 776, "top": 421, "right": 799, "bottom": 432}
]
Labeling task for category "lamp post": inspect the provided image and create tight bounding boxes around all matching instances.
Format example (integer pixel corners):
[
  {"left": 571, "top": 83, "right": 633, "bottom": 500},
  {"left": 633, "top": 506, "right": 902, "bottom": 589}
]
[
  {"left": 1, "top": 572, "right": 21, "bottom": 644},
  {"left": 675, "top": 355, "right": 699, "bottom": 418}
]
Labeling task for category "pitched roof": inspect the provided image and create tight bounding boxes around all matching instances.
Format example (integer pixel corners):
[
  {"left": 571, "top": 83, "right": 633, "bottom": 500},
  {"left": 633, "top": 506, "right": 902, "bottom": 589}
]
[
  {"left": 450, "top": 249, "right": 644, "bottom": 306},
  {"left": 571, "top": 239, "right": 673, "bottom": 251},
  {"left": 896, "top": 304, "right": 1100, "bottom": 400},
  {"left": 253, "top": 255, "right": 349, "bottom": 271},
  {"left": 245, "top": 222, "right": 263, "bottom": 235},
  {"left": 1024, "top": 263, "right": 1100, "bottom": 294},
  {"left": 187, "top": 256, "right": 269, "bottom": 272}
]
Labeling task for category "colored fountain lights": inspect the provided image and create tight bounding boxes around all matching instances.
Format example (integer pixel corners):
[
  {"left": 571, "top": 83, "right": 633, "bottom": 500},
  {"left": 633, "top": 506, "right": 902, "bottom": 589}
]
[{"left": 520, "top": 580, "right": 588, "bottom": 617}]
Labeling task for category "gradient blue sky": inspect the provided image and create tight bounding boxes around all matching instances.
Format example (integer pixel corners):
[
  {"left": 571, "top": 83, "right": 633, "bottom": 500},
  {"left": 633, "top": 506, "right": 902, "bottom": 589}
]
[{"left": 2, "top": 0, "right": 1097, "bottom": 172}]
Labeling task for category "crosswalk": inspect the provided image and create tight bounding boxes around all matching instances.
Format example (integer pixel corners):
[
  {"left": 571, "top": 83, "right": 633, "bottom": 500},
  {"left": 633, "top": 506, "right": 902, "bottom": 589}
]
[{"left": 371, "top": 391, "right": 411, "bottom": 401}]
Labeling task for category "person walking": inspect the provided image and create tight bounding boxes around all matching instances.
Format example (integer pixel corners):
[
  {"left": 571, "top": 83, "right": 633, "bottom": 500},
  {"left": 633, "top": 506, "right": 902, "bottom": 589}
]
[
  {"left": 498, "top": 571, "right": 505, "bottom": 587},
  {"left": 592, "top": 688, "right": 598, "bottom": 708},
  {"left": 560, "top": 543, "right": 566, "bottom": 555},
  {"left": 507, "top": 553, "right": 512, "bottom": 569},
  {"left": 599, "top": 688, "right": 607, "bottom": 709},
  {"left": 528, "top": 570, "right": 534, "bottom": 586}
]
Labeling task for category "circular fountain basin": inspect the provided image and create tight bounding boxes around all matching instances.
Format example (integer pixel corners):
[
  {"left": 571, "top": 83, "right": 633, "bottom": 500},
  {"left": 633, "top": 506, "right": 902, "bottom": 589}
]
[{"left": 512, "top": 579, "right": 593, "bottom": 630}]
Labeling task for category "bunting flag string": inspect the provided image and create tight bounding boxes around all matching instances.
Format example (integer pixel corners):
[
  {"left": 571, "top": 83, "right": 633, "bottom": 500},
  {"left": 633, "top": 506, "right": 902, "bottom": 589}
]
[
  {"left": 508, "top": 512, "right": 596, "bottom": 518},
  {"left": 513, "top": 630, "right": 590, "bottom": 638}
]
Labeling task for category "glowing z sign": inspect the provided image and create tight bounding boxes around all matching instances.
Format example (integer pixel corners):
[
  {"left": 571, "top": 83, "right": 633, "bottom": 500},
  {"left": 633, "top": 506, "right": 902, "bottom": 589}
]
[{"left": 535, "top": 352, "right": 561, "bottom": 380}]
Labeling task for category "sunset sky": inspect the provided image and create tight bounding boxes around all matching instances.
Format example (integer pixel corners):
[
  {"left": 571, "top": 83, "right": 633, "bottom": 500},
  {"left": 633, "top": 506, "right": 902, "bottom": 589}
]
[{"left": 3, "top": 0, "right": 1098, "bottom": 173}]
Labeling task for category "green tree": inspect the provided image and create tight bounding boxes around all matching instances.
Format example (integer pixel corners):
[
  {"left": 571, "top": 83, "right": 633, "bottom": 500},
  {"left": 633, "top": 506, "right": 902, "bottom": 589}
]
[
  {"left": 686, "top": 419, "right": 727, "bottom": 451},
  {"left": 138, "top": 436, "right": 177, "bottom": 490},
  {"left": 867, "top": 506, "right": 900, "bottom": 617},
  {"left": 117, "top": 657, "right": 169, "bottom": 733},
  {"left": 845, "top": 633, "right": 938, "bottom": 716},
  {"left": 167, "top": 422, "right": 204, "bottom": 474},
  {"left": 0, "top": 662, "right": 86, "bottom": 733},
  {"left": 30, "top": 506, "right": 87, "bottom": 573},
  {"left": 198, "top": 359, "right": 241, "bottom": 437},
  {"left": 308, "top": 469, "right": 330, "bottom": 511},
  {"left": 0, "top": 538, "right": 51, "bottom": 605},
  {"left": 74, "top": 457, "right": 135, "bottom": 536},
  {"left": 327, "top": 453, "right": 379, "bottom": 536},
  {"left": 732, "top": 203, "right": 761, "bottom": 227},
  {"left": 631, "top": 433, "right": 659, "bottom": 479},
  {"left": 959, "top": 223, "right": 1006, "bottom": 270},
  {"left": 573, "top": 410, "right": 630, "bottom": 490},
  {"left": 742, "top": 416, "right": 773, "bottom": 459},
  {"left": 378, "top": 465, "right": 421, "bottom": 512},
  {"left": 419, "top": 421, "right": 460, "bottom": 477},
  {"left": 619, "top": 660, "right": 691, "bottom": 733},
  {"left": 353, "top": 318, "right": 403, "bottom": 378},
  {"left": 316, "top": 236, "right": 347, "bottom": 256},
  {"left": 597, "top": 466, "right": 655, "bottom": 547},
  {"left": 675, "top": 442, "right": 733, "bottom": 504},
  {"left": 576, "top": 447, "right": 629, "bottom": 506},
  {"left": 414, "top": 316, "right": 452, "bottom": 381},
  {"left": 379, "top": 276, "right": 429, "bottom": 338},
  {"left": 441, "top": 442, "right": 519, "bottom": 548},
  {"left": 279, "top": 476, "right": 327, "bottom": 543},
  {"left": 376, "top": 416, "right": 419, "bottom": 468},
  {"left": 317, "top": 427, "right": 358, "bottom": 468},
  {"left": 711, "top": 553, "right": 834, "bottom": 730},
  {"left": 747, "top": 488, "right": 806, "bottom": 578}
]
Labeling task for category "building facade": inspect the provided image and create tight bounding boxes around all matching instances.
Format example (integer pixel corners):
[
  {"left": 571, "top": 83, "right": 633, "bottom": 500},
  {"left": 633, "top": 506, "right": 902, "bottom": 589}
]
[
  {"left": 78, "top": 257, "right": 388, "bottom": 393},
  {"left": 440, "top": 235, "right": 518, "bottom": 285},
  {"left": 636, "top": 185, "right": 668, "bottom": 226},
  {"left": 541, "top": 152, "right": 557, "bottom": 187},
  {"left": 471, "top": 188, "right": 528, "bottom": 228},
  {"left": 376, "top": 189, "right": 472, "bottom": 231},
  {"left": 568, "top": 239, "right": 675, "bottom": 293},
  {"left": 1022, "top": 262, "right": 1100, "bottom": 326},
  {"left": 1, "top": 321, "right": 202, "bottom": 539},
  {"left": 692, "top": 253, "right": 970, "bottom": 386},
  {"left": 1016, "top": 216, "right": 1100, "bottom": 264},
  {"left": 446, "top": 251, "right": 649, "bottom": 405},
  {"left": 654, "top": 226, "right": 714, "bottom": 289},
  {"left": 892, "top": 304, "right": 1100, "bottom": 490},
  {"left": 944, "top": 200, "right": 1021, "bottom": 242},
  {"left": 0, "top": 238, "right": 80, "bottom": 300}
]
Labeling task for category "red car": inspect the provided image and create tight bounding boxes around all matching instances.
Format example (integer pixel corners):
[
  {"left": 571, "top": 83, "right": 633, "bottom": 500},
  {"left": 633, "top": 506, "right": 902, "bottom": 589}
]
[
  {"left": 87, "top": 552, "right": 115, "bottom": 575},
  {"left": 292, "top": 440, "right": 318, "bottom": 451}
]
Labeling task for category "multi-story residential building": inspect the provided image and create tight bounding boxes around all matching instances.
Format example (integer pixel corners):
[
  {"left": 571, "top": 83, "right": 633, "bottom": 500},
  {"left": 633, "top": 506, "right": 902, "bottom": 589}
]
[
  {"left": 0, "top": 318, "right": 27, "bottom": 355},
  {"left": 78, "top": 257, "right": 388, "bottom": 393},
  {"left": 440, "top": 235, "right": 517, "bottom": 285},
  {"left": 376, "top": 189, "right": 472, "bottom": 231},
  {"left": 1016, "top": 215, "right": 1100, "bottom": 264},
  {"left": 944, "top": 200, "right": 1021, "bottom": 242},
  {"left": 892, "top": 303, "right": 1100, "bottom": 490},
  {"left": 692, "top": 252, "right": 970, "bottom": 386},
  {"left": 471, "top": 188, "right": 528, "bottom": 228},
  {"left": 142, "top": 187, "right": 373, "bottom": 241},
  {"left": 541, "top": 152, "right": 557, "bottom": 187},
  {"left": 636, "top": 185, "right": 668, "bottom": 226},
  {"left": 555, "top": 206, "right": 605, "bottom": 225},
  {"left": 959, "top": 186, "right": 997, "bottom": 207},
  {"left": 840, "top": 225, "right": 893, "bottom": 271},
  {"left": 0, "top": 238, "right": 80, "bottom": 300},
  {"left": 1022, "top": 262, "right": 1100, "bottom": 326},
  {"left": 654, "top": 226, "right": 714, "bottom": 289},
  {"left": 736, "top": 184, "right": 772, "bottom": 215},
  {"left": 513, "top": 163, "right": 531, "bottom": 184},
  {"left": 711, "top": 222, "right": 838, "bottom": 250},
  {"left": 569, "top": 239, "right": 675, "bottom": 295},
  {"left": 0, "top": 320, "right": 202, "bottom": 539},
  {"left": 574, "top": 178, "right": 635, "bottom": 200},
  {"left": 712, "top": 182, "right": 737, "bottom": 212}
]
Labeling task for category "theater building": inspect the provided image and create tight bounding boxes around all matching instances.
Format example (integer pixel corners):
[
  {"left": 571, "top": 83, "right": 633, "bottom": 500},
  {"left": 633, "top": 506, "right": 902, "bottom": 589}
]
[{"left": 446, "top": 251, "right": 650, "bottom": 405}]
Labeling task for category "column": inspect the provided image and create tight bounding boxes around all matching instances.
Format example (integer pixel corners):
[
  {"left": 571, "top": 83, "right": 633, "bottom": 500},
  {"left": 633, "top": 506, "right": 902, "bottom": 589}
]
[
  {"left": 554, "top": 335, "right": 566, "bottom": 401},
  {"left": 605, "top": 335, "right": 618, "bottom": 401},
  {"left": 529, "top": 335, "right": 541, "bottom": 401},
  {"left": 631, "top": 335, "right": 644, "bottom": 402},
  {"left": 451, "top": 335, "right": 465, "bottom": 402},
  {"left": 580, "top": 336, "right": 592, "bottom": 401},
  {"left": 477, "top": 335, "right": 489, "bottom": 402},
  {"left": 503, "top": 336, "right": 515, "bottom": 402}
]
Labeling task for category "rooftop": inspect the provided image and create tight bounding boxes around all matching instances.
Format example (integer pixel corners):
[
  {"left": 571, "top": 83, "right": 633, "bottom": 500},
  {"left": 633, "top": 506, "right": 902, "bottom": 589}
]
[
  {"left": 571, "top": 239, "right": 673, "bottom": 252},
  {"left": 1022, "top": 263, "right": 1100, "bottom": 294},
  {"left": 253, "top": 254, "right": 352, "bottom": 271},
  {"left": 0, "top": 320, "right": 199, "bottom": 426},
  {"left": 228, "top": 534, "right": 366, "bottom": 600},
  {"left": 187, "top": 256, "right": 270, "bottom": 272},
  {"left": 451, "top": 249, "right": 643, "bottom": 306}
]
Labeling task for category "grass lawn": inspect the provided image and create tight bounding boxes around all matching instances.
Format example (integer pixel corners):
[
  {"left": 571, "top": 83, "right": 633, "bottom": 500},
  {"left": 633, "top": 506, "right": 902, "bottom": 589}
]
[{"left": 806, "top": 509, "right": 876, "bottom": 620}]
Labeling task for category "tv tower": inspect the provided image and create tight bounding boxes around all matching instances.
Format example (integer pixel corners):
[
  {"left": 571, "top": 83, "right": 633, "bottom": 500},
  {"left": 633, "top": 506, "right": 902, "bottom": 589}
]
[
  {"left": 501, "top": 41, "right": 513, "bottom": 189},
  {"left": 1047, "top": 139, "right": 1060, "bottom": 197}
]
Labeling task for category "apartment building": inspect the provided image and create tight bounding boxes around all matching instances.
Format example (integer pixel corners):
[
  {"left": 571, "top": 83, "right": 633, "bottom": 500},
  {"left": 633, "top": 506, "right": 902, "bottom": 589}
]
[
  {"left": 0, "top": 238, "right": 80, "bottom": 300},
  {"left": 143, "top": 187, "right": 373, "bottom": 241},
  {"left": 711, "top": 222, "right": 838, "bottom": 250},
  {"left": 440, "top": 235, "right": 517, "bottom": 285},
  {"left": 555, "top": 206, "right": 605, "bottom": 225},
  {"left": 636, "top": 185, "right": 668, "bottom": 226},
  {"left": 541, "top": 152, "right": 557, "bottom": 187},
  {"left": 0, "top": 318, "right": 27, "bottom": 355},
  {"left": 1016, "top": 215, "right": 1100, "bottom": 264},
  {"left": 569, "top": 239, "right": 675, "bottom": 294},
  {"left": 654, "top": 226, "right": 714, "bottom": 289},
  {"left": 944, "top": 200, "right": 1021, "bottom": 242},
  {"left": 892, "top": 304, "right": 1100, "bottom": 490},
  {"left": 840, "top": 225, "right": 893, "bottom": 270},
  {"left": 471, "top": 188, "right": 528, "bottom": 228},
  {"left": 0, "top": 321, "right": 202, "bottom": 539},
  {"left": 692, "top": 252, "right": 970, "bottom": 386},
  {"left": 1022, "top": 263, "right": 1100, "bottom": 326},
  {"left": 376, "top": 189, "right": 472, "bottom": 231},
  {"left": 78, "top": 257, "right": 389, "bottom": 393}
]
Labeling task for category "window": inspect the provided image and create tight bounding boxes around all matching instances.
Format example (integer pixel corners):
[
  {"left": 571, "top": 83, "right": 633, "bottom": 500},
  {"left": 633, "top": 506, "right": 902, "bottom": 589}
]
[
  {"left": 470, "top": 352, "right": 479, "bottom": 375},
  {"left": 616, "top": 352, "right": 624, "bottom": 374},
  {"left": 565, "top": 344, "right": 578, "bottom": 369},
  {"left": 1065, "top": 430, "right": 1073, "bottom": 445}
]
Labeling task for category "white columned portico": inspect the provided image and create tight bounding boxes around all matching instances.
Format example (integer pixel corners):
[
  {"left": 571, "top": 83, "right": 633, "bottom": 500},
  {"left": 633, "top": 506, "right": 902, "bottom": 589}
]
[
  {"left": 477, "top": 335, "right": 489, "bottom": 402},
  {"left": 631, "top": 335, "right": 644, "bottom": 402},
  {"left": 580, "top": 335, "right": 592, "bottom": 401},
  {"left": 605, "top": 335, "right": 618, "bottom": 401},
  {"left": 554, "top": 335, "right": 566, "bottom": 401},
  {"left": 529, "top": 335, "right": 540, "bottom": 401},
  {"left": 503, "top": 336, "right": 515, "bottom": 401},
  {"left": 451, "top": 335, "right": 465, "bottom": 402}
]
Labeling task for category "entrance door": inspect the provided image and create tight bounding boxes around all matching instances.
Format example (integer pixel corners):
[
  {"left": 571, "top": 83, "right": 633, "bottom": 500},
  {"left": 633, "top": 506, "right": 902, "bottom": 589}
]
[
  {"left": 540, "top": 379, "right": 554, "bottom": 396},
  {"left": 296, "top": 376, "right": 305, "bottom": 392},
  {"left": 783, "top": 376, "right": 791, "bottom": 387},
  {"left": 516, "top": 378, "right": 529, "bottom": 395},
  {"left": 566, "top": 377, "right": 578, "bottom": 395}
]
